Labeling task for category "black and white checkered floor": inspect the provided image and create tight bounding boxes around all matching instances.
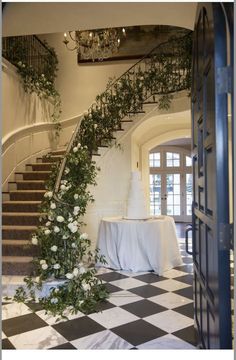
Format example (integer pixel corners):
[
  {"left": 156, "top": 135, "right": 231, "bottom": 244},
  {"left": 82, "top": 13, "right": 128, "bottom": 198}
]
[{"left": 2, "top": 231, "right": 234, "bottom": 350}]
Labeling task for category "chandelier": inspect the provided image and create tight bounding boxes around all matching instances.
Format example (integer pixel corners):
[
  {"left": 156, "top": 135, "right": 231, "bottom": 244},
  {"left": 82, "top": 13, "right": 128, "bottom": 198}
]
[{"left": 63, "top": 27, "right": 126, "bottom": 62}]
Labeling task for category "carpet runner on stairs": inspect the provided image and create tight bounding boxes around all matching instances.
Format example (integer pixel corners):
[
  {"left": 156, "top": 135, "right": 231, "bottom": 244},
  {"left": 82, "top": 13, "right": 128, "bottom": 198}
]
[{"left": 2, "top": 149, "right": 65, "bottom": 276}]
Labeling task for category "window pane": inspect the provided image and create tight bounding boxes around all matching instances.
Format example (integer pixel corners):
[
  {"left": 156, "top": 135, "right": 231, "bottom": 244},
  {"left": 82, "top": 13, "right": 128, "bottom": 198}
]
[
  {"left": 149, "top": 174, "right": 161, "bottom": 215},
  {"left": 149, "top": 152, "right": 160, "bottom": 167},
  {"left": 166, "top": 152, "right": 180, "bottom": 167},
  {"left": 186, "top": 174, "right": 193, "bottom": 216}
]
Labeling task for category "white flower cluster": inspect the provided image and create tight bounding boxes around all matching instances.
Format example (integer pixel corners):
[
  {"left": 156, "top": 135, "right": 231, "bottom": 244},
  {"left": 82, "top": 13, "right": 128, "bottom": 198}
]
[
  {"left": 60, "top": 180, "right": 71, "bottom": 193},
  {"left": 73, "top": 142, "right": 81, "bottom": 153},
  {"left": 68, "top": 220, "right": 78, "bottom": 233},
  {"left": 31, "top": 235, "right": 38, "bottom": 245},
  {"left": 40, "top": 259, "right": 48, "bottom": 270},
  {"left": 44, "top": 191, "right": 53, "bottom": 199}
]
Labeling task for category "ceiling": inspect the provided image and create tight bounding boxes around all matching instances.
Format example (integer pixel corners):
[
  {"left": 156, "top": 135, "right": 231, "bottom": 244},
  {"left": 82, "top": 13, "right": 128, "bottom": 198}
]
[{"left": 2, "top": 2, "right": 198, "bottom": 37}]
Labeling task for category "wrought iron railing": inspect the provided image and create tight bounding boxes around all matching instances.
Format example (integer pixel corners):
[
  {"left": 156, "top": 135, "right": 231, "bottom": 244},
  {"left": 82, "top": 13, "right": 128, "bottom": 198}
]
[
  {"left": 2, "top": 35, "right": 57, "bottom": 78},
  {"left": 52, "top": 32, "right": 192, "bottom": 203}
]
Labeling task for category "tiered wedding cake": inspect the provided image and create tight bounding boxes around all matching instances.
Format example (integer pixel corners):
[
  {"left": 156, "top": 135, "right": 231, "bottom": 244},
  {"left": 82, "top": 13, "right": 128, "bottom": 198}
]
[{"left": 126, "top": 171, "right": 149, "bottom": 219}]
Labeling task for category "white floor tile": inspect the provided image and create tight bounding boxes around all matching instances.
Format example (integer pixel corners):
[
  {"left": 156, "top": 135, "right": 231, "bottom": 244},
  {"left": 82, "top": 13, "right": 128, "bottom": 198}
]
[
  {"left": 71, "top": 329, "right": 133, "bottom": 349},
  {"left": 9, "top": 326, "right": 67, "bottom": 349},
  {"left": 149, "top": 292, "right": 192, "bottom": 309},
  {"left": 36, "top": 308, "right": 85, "bottom": 325},
  {"left": 88, "top": 307, "right": 138, "bottom": 329},
  {"left": 95, "top": 267, "right": 113, "bottom": 275},
  {"left": 108, "top": 290, "right": 143, "bottom": 306},
  {"left": 144, "top": 309, "right": 193, "bottom": 333},
  {"left": 2, "top": 302, "right": 32, "bottom": 320},
  {"left": 138, "top": 334, "right": 196, "bottom": 349},
  {"left": 162, "top": 269, "right": 189, "bottom": 278},
  {"left": 109, "top": 277, "right": 146, "bottom": 290},
  {"left": 152, "top": 279, "right": 190, "bottom": 292}
]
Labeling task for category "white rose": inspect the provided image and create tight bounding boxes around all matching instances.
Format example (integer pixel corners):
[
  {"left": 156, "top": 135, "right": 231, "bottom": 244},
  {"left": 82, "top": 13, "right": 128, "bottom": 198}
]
[
  {"left": 31, "top": 236, "right": 38, "bottom": 245},
  {"left": 73, "top": 147, "right": 78, "bottom": 153},
  {"left": 66, "top": 273, "right": 74, "bottom": 280},
  {"left": 53, "top": 263, "right": 61, "bottom": 269},
  {"left": 71, "top": 243, "right": 76, "bottom": 248},
  {"left": 40, "top": 259, "right": 46, "bottom": 265},
  {"left": 35, "top": 276, "right": 41, "bottom": 283},
  {"left": 44, "top": 191, "right": 53, "bottom": 198},
  {"left": 41, "top": 263, "right": 48, "bottom": 270},
  {"left": 79, "top": 266, "right": 86, "bottom": 274},
  {"left": 54, "top": 288, "right": 59, "bottom": 293},
  {"left": 82, "top": 282, "right": 91, "bottom": 291},
  {"left": 50, "top": 298, "right": 58, "bottom": 304},
  {"left": 73, "top": 206, "right": 80, "bottom": 215},
  {"left": 89, "top": 114, "right": 92, "bottom": 119},
  {"left": 78, "top": 300, "right": 84, "bottom": 306},
  {"left": 60, "top": 185, "right": 67, "bottom": 191},
  {"left": 63, "top": 234, "right": 69, "bottom": 240},
  {"left": 74, "top": 194, "right": 79, "bottom": 200},
  {"left": 57, "top": 216, "right": 64, "bottom": 223},
  {"left": 77, "top": 143, "right": 81, "bottom": 148},
  {"left": 68, "top": 223, "right": 78, "bottom": 233},
  {"left": 48, "top": 215, "right": 54, "bottom": 221},
  {"left": 54, "top": 226, "right": 60, "bottom": 233},
  {"left": 64, "top": 167, "right": 70, "bottom": 174},
  {"left": 45, "top": 221, "right": 51, "bottom": 227},
  {"left": 51, "top": 245, "right": 58, "bottom": 252},
  {"left": 94, "top": 123, "right": 98, "bottom": 129},
  {"left": 50, "top": 202, "right": 56, "bottom": 209},
  {"left": 44, "top": 229, "right": 51, "bottom": 235},
  {"left": 80, "top": 233, "right": 88, "bottom": 240},
  {"left": 73, "top": 268, "right": 79, "bottom": 277}
]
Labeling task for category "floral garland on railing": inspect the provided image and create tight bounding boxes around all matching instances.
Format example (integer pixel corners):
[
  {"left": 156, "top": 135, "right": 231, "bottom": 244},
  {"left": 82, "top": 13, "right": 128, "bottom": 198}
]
[{"left": 11, "top": 33, "right": 192, "bottom": 319}]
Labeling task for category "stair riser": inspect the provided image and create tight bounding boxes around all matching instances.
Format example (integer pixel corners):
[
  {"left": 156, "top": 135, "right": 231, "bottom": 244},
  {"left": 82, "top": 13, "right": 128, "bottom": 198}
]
[
  {"left": 2, "top": 244, "right": 39, "bottom": 257},
  {"left": 2, "top": 229, "right": 36, "bottom": 240},
  {"left": 2, "top": 216, "right": 41, "bottom": 226},
  {"left": 2, "top": 203, "right": 41, "bottom": 212},
  {"left": 2, "top": 262, "right": 35, "bottom": 276},
  {"left": 10, "top": 192, "right": 45, "bottom": 201},
  {"left": 17, "top": 173, "right": 51, "bottom": 180},
  {"left": 42, "top": 156, "right": 62, "bottom": 163},
  {"left": 50, "top": 150, "right": 66, "bottom": 156},
  {"left": 16, "top": 182, "right": 45, "bottom": 190},
  {"left": 26, "top": 164, "right": 53, "bottom": 171}
]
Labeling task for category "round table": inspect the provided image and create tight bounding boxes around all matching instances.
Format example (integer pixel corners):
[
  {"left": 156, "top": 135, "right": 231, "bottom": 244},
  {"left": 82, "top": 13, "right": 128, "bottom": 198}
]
[{"left": 96, "top": 216, "right": 183, "bottom": 275}]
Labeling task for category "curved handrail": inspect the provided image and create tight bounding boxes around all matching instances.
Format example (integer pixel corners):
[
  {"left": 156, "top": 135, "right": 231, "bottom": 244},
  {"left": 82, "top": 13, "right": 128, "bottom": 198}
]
[{"left": 52, "top": 31, "right": 192, "bottom": 206}]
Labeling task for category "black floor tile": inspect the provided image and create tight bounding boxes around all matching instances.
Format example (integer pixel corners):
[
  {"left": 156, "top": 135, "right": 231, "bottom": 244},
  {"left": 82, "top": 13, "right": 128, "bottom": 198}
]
[
  {"left": 111, "top": 319, "right": 167, "bottom": 346},
  {"left": 49, "top": 342, "right": 77, "bottom": 349},
  {"left": 133, "top": 273, "right": 167, "bottom": 283},
  {"left": 173, "top": 325, "right": 198, "bottom": 346},
  {"left": 174, "top": 287, "right": 193, "bottom": 300},
  {"left": 97, "top": 272, "right": 128, "bottom": 282},
  {"left": 175, "top": 274, "right": 193, "bottom": 286},
  {"left": 121, "top": 299, "right": 167, "bottom": 318},
  {"left": 2, "top": 338, "right": 15, "bottom": 349},
  {"left": 94, "top": 300, "right": 116, "bottom": 312},
  {"left": 27, "top": 302, "right": 44, "bottom": 312},
  {"left": 52, "top": 316, "right": 105, "bottom": 341},
  {"left": 104, "top": 283, "right": 123, "bottom": 293},
  {"left": 129, "top": 284, "right": 167, "bottom": 298},
  {"left": 174, "top": 264, "right": 193, "bottom": 274},
  {"left": 2, "top": 313, "right": 48, "bottom": 337},
  {"left": 173, "top": 303, "right": 194, "bottom": 319}
]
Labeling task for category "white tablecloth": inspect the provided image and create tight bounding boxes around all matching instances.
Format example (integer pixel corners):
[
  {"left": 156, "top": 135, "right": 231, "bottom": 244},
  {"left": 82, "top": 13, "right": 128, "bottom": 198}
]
[{"left": 96, "top": 216, "right": 183, "bottom": 275}]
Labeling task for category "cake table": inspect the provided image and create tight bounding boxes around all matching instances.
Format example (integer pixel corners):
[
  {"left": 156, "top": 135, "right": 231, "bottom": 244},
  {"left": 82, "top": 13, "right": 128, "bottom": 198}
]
[{"left": 96, "top": 216, "right": 183, "bottom": 275}]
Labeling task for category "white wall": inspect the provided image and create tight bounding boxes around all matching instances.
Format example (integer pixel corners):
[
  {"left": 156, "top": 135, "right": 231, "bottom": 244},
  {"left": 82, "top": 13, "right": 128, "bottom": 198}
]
[{"left": 39, "top": 33, "right": 136, "bottom": 121}]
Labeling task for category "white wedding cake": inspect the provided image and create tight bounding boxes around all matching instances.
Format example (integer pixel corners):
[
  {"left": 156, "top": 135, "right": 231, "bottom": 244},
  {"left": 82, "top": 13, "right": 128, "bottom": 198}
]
[{"left": 126, "top": 171, "right": 149, "bottom": 219}]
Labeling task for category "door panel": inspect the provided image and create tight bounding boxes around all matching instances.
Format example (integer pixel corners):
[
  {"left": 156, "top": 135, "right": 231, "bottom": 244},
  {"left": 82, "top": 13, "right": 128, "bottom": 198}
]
[{"left": 192, "top": 3, "right": 233, "bottom": 349}]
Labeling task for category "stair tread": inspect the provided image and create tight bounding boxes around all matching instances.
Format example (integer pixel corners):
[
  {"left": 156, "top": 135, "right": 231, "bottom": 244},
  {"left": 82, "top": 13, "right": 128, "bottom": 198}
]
[
  {"left": 9, "top": 190, "right": 46, "bottom": 193},
  {"left": 15, "top": 171, "right": 51, "bottom": 173},
  {"left": 2, "top": 225, "right": 38, "bottom": 230},
  {"left": 3, "top": 239, "right": 31, "bottom": 245},
  {"left": 26, "top": 163, "right": 53, "bottom": 165},
  {"left": 10, "top": 180, "right": 46, "bottom": 183},
  {"left": 3, "top": 201, "right": 41, "bottom": 204},
  {"left": 2, "top": 212, "right": 43, "bottom": 216},
  {"left": 2, "top": 256, "right": 34, "bottom": 263}
]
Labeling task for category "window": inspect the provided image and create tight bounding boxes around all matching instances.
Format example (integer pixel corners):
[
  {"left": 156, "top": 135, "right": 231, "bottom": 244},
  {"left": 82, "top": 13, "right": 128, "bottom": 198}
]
[
  {"left": 186, "top": 155, "right": 192, "bottom": 167},
  {"left": 149, "top": 174, "right": 161, "bottom": 215},
  {"left": 166, "top": 152, "right": 180, "bottom": 167},
  {"left": 149, "top": 152, "right": 160, "bottom": 167}
]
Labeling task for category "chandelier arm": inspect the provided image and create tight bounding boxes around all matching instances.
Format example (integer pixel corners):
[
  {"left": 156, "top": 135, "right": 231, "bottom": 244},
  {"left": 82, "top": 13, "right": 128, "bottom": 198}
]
[{"left": 68, "top": 31, "right": 76, "bottom": 42}]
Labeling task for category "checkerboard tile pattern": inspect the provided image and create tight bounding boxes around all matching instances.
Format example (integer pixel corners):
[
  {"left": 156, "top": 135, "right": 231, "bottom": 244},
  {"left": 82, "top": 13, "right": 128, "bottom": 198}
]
[{"left": 3, "top": 233, "right": 233, "bottom": 350}]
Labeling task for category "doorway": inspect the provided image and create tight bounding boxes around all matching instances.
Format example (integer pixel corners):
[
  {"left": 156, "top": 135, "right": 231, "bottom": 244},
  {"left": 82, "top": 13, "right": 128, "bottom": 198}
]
[{"left": 149, "top": 143, "right": 192, "bottom": 222}]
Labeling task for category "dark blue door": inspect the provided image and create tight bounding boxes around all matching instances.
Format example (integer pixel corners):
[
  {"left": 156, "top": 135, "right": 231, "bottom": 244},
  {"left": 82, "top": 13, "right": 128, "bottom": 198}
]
[{"left": 191, "top": 3, "right": 233, "bottom": 349}]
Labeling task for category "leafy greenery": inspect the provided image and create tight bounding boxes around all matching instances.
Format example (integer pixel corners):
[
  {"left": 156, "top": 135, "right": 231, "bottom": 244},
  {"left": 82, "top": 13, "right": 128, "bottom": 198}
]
[
  {"left": 12, "top": 32, "right": 192, "bottom": 319},
  {"left": 4, "top": 36, "right": 62, "bottom": 130}
]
